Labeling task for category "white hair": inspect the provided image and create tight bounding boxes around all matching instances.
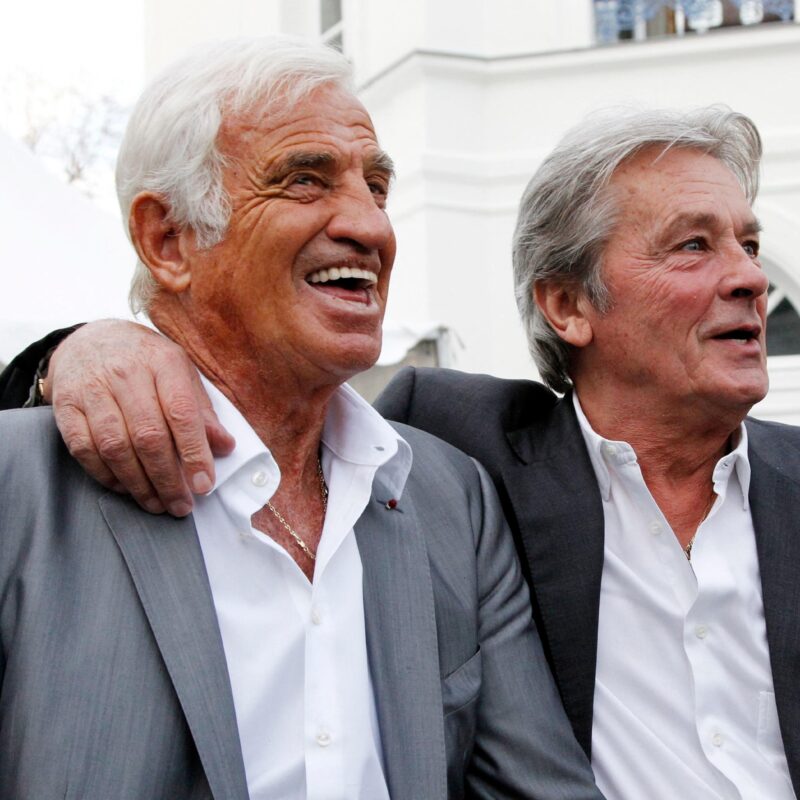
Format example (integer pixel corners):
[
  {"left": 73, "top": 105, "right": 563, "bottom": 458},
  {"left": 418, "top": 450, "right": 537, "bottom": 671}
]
[
  {"left": 512, "top": 106, "right": 762, "bottom": 391},
  {"left": 118, "top": 35, "right": 354, "bottom": 314}
]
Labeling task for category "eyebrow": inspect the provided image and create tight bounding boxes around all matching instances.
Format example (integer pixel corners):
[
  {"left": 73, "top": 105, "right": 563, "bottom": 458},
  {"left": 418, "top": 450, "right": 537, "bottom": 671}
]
[
  {"left": 741, "top": 218, "right": 763, "bottom": 237},
  {"left": 365, "top": 150, "right": 396, "bottom": 181},
  {"left": 274, "top": 151, "right": 336, "bottom": 175},
  {"left": 267, "top": 149, "right": 395, "bottom": 182},
  {"left": 655, "top": 211, "right": 762, "bottom": 249}
]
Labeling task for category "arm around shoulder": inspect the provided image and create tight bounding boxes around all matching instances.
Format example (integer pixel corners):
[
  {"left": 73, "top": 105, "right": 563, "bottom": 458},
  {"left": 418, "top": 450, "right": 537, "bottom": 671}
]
[{"left": 4, "top": 319, "right": 235, "bottom": 517}]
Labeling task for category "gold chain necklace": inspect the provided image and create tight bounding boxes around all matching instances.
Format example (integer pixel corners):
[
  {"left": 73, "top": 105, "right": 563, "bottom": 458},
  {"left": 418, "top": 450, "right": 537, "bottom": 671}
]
[
  {"left": 266, "top": 458, "right": 328, "bottom": 561},
  {"left": 683, "top": 490, "right": 717, "bottom": 561}
]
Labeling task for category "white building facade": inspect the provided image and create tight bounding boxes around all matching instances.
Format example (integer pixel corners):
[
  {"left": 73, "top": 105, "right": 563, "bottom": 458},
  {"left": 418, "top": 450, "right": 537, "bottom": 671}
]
[{"left": 143, "top": 0, "right": 800, "bottom": 419}]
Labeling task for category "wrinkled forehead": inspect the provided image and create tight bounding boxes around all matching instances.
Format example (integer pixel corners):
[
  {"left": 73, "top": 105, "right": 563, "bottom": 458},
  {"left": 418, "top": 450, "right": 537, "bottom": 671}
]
[
  {"left": 217, "top": 83, "right": 377, "bottom": 154},
  {"left": 611, "top": 145, "right": 746, "bottom": 197}
]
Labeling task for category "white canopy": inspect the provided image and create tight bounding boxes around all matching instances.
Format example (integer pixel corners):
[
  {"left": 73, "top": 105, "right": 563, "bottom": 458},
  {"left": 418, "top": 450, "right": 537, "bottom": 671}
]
[{"left": 0, "top": 130, "right": 133, "bottom": 364}]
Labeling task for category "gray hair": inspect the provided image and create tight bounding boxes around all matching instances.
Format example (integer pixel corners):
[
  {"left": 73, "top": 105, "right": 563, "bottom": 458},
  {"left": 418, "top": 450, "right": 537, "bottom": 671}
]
[
  {"left": 118, "top": 35, "right": 354, "bottom": 314},
  {"left": 512, "top": 106, "right": 762, "bottom": 392}
]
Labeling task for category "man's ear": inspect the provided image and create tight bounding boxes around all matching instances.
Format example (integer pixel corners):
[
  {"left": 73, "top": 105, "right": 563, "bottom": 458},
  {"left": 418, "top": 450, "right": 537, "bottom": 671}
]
[
  {"left": 129, "top": 193, "right": 192, "bottom": 294},
  {"left": 533, "top": 281, "right": 594, "bottom": 348}
]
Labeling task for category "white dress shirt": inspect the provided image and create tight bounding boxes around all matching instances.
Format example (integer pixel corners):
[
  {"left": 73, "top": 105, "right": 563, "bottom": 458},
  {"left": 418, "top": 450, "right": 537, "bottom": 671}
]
[
  {"left": 573, "top": 394, "right": 795, "bottom": 800},
  {"left": 192, "top": 377, "right": 412, "bottom": 800}
]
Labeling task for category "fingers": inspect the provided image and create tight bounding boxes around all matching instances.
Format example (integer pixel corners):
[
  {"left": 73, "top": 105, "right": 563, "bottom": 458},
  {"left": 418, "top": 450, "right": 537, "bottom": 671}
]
[
  {"left": 55, "top": 401, "right": 125, "bottom": 493},
  {"left": 198, "top": 363, "right": 236, "bottom": 460},
  {"left": 58, "top": 373, "right": 170, "bottom": 515},
  {"left": 204, "top": 405, "right": 236, "bottom": 460},
  {"left": 151, "top": 360, "right": 221, "bottom": 498},
  {"left": 105, "top": 368, "right": 192, "bottom": 515},
  {"left": 48, "top": 320, "right": 217, "bottom": 517}
]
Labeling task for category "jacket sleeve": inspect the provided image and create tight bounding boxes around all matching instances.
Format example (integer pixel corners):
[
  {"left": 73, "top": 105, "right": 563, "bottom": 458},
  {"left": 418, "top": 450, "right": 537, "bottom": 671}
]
[
  {"left": 0, "top": 325, "right": 82, "bottom": 410},
  {"left": 464, "top": 458, "right": 604, "bottom": 800}
]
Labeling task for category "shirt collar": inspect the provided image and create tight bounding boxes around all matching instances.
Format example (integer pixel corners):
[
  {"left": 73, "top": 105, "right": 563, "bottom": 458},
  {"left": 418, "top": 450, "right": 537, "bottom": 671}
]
[
  {"left": 321, "top": 382, "right": 412, "bottom": 500},
  {"left": 715, "top": 425, "right": 751, "bottom": 510},
  {"left": 572, "top": 392, "right": 751, "bottom": 509},
  {"left": 201, "top": 377, "right": 281, "bottom": 517},
  {"left": 201, "top": 375, "right": 412, "bottom": 506},
  {"left": 572, "top": 392, "right": 624, "bottom": 502}
]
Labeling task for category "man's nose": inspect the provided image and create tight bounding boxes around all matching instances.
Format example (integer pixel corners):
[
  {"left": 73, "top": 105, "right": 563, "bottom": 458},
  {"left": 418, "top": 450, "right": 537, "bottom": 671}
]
[
  {"left": 722, "top": 246, "right": 769, "bottom": 300},
  {"left": 325, "top": 183, "right": 394, "bottom": 253}
]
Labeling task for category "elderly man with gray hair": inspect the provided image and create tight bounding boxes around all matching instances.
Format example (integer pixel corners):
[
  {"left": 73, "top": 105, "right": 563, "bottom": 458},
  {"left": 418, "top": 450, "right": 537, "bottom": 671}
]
[
  {"left": 0, "top": 36, "right": 606, "bottom": 800},
  {"left": 4, "top": 103, "right": 799, "bottom": 797}
]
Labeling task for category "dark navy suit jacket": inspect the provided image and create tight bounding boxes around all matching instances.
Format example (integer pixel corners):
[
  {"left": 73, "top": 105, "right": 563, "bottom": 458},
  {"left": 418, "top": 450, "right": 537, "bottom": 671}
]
[{"left": 374, "top": 366, "right": 800, "bottom": 797}]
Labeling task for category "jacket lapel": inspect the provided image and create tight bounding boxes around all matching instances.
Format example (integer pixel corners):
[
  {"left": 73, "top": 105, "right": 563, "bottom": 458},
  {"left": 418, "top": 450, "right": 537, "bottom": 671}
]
[
  {"left": 355, "top": 484, "right": 447, "bottom": 800},
  {"left": 501, "top": 395, "right": 605, "bottom": 757},
  {"left": 747, "top": 424, "right": 800, "bottom": 794},
  {"left": 99, "top": 494, "right": 249, "bottom": 800}
]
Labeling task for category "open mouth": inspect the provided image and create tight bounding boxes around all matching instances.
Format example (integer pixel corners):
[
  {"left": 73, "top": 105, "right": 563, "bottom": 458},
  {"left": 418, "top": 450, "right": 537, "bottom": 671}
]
[
  {"left": 713, "top": 328, "right": 759, "bottom": 342},
  {"left": 306, "top": 267, "right": 378, "bottom": 292}
]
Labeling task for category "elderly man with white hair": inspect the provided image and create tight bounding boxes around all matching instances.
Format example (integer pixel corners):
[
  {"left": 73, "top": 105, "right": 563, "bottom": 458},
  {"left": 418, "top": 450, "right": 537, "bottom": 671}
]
[
  {"left": 0, "top": 37, "right": 605, "bottom": 800},
  {"left": 4, "top": 84, "right": 799, "bottom": 800}
]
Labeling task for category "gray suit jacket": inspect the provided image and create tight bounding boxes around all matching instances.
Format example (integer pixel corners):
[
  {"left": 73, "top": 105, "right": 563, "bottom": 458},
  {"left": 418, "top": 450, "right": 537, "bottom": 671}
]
[
  {"left": 375, "top": 366, "right": 800, "bottom": 797},
  {"left": 0, "top": 407, "right": 602, "bottom": 800}
]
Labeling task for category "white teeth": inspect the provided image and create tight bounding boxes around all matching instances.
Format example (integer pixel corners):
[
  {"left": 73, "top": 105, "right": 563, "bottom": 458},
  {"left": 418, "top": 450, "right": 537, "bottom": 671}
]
[{"left": 306, "top": 267, "right": 378, "bottom": 286}]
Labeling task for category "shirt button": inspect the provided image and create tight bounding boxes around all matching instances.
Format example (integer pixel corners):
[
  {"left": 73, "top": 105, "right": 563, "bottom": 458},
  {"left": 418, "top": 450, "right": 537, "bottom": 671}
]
[
  {"left": 695, "top": 624, "right": 709, "bottom": 639},
  {"left": 316, "top": 731, "right": 332, "bottom": 747},
  {"left": 251, "top": 470, "right": 268, "bottom": 487},
  {"left": 649, "top": 521, "right": 662, "bottom": 536},
  {"left": 712, "top": 732, "right": 724, "bottom": 747},
  {"left": 602, "top": 443, "right": 618, "bottom": 457},
  {"left": 311, "top": 607, "right": 322, "bottom": 625}
]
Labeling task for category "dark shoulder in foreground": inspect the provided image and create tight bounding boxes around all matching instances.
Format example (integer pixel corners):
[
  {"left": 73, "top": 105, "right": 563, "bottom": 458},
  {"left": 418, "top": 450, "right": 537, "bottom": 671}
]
[
  {"left": 746, "top": 415, "right": 800, "bottom": 475},
  {"left": 0, "top": 325, "right": 83, "bottom": 410},
  {"left": 375, "top": 365, "right": 559, "bottom": 462}
]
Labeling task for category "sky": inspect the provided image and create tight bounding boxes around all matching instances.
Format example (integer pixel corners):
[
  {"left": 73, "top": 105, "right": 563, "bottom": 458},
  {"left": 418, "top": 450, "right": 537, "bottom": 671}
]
[
  {"left": 0, "top": 0, "right": 145, "bottom": 212},
  {"left": 0, "top": 0, "right": 144, "bottom": 103}
]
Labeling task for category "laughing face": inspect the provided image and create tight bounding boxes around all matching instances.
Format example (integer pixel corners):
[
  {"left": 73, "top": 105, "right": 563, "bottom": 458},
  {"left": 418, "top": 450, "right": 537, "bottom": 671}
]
[
  {"left": 573, "top": 146, "right": 768, "bottom": 419},
  {"left": 182, "top": 83, "right": 396, "bottom": 386}
]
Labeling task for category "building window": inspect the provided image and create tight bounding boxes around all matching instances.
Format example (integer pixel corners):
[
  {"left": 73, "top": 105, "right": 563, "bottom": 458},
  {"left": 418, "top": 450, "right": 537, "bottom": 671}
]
[
  {"left": 594, "top": 1, "right": 795, "bottom": 44},
  {"left": 767, "top": 283, "right": 800, "bottom": 356},
  {"left": 320, "top": 0, "right": 344, "bottom": 52}
]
